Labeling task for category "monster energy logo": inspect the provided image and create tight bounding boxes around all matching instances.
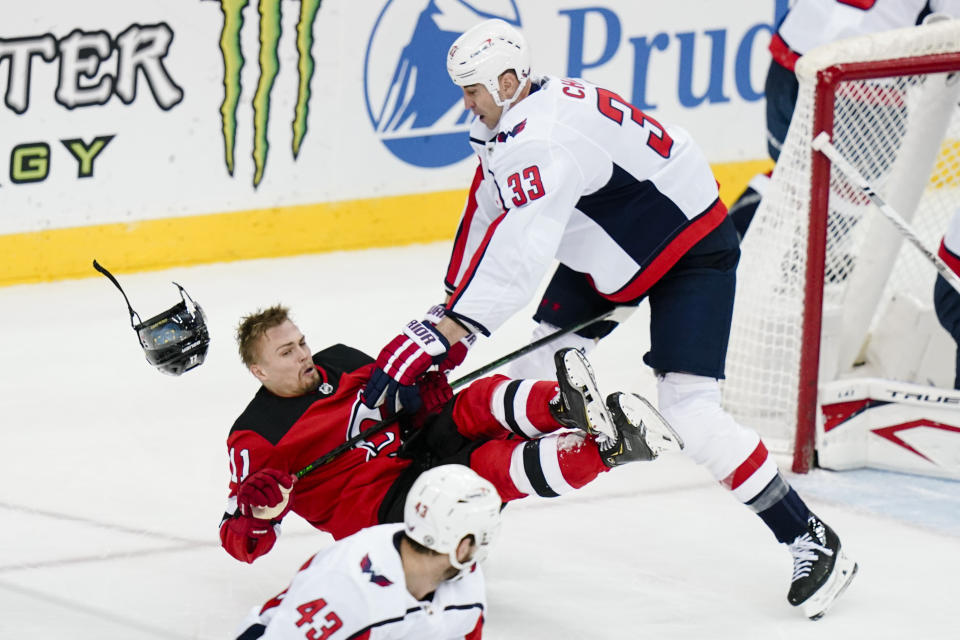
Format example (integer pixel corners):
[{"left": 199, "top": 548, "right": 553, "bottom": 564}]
[{"left": 213, "top": 0, "right": 322, "bottom": 187}]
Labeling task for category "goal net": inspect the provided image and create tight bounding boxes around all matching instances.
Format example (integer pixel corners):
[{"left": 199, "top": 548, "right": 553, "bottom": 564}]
[{"left": 722, "top": 20, "right": 960, "bottom": 472}]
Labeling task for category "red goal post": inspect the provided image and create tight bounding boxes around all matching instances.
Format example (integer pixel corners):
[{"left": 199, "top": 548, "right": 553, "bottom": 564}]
[{"left": 721, "top": 20, "right": 960, "bottom": 473}]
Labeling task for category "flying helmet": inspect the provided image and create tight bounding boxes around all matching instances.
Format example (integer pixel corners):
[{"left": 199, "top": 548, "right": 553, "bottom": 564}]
[{"left": 94, "top": 260, "right": 209, "bottom": 376}]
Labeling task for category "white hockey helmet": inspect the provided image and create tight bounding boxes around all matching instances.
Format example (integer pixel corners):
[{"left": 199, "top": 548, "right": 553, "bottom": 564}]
[
  {"left": 446, "top": 19, "right": 531, "bottom": 108},
  {"left": 404, "top": 465, "right": 502, "bottom": 574}
]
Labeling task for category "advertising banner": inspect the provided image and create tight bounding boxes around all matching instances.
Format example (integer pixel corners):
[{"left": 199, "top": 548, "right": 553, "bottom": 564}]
[{"left": 0, "top": 0, "right": 784, "bottom": 283}]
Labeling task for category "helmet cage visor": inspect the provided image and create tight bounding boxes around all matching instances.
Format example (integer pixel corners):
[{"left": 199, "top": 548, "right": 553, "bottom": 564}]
[{"left": 134, "top": 286, "right": 210, "bottom": 376}]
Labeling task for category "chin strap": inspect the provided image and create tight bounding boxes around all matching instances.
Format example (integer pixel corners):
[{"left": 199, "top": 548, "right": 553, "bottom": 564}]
[
  {"left": 172, "top": 282, "right": 201, "bottom": 315},
  {"left": 493, "top": 75, "right": 528, "bottom": 109},
  {"left": 93, "top": 259, "right": 141, "bottom": 329},
  {"left": 489, "top": 76, "right": 530, "bottom": 130}
]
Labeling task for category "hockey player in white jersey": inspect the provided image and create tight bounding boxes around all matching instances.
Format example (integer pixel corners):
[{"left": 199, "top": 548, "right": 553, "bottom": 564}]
[
  {"left": 361, "top": 19, "right": 856, "bottom": 620},
  {"left": 730, "top": 0, "right": 960, "bottom": 236},
  {"left": 234, "top": 465, "right": 500, "bottom": 640}
]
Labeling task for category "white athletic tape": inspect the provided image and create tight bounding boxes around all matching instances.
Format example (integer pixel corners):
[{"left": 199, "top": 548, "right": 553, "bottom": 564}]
[{"left": 251, "top": 483, "right": 292, "bottom": 520}]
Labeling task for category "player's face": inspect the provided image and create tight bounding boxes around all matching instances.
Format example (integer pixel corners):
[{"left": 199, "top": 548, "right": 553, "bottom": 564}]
[
  {"left": 250, "top": 319, "right": 320, "bottom": 397},
  {"left": 461, "top": 84, "right": 502, "bottom": 128}
]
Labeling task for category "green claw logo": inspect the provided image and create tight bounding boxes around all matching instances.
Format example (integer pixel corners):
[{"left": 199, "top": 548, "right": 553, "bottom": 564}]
[{"left": 213, "top": 0, "right": 322, "bottom": 187}]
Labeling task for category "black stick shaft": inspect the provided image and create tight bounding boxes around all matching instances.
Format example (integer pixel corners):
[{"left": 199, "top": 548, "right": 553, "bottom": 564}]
[{"left": 445, "top": 308, "right": 623, "bottom": 388}]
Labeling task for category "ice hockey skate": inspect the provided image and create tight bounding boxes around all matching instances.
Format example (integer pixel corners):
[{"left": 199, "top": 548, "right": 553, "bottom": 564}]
[
  {"left": 787, "top": 514, "right": 858, "bottom": 620},
  {"left": 600, "top": 392, "right": 684, "bottom": 466},
  {"left": 550, "top": 348, "right": 683, "bottom": 467},
  {"left": 550, "top": 347, "right": 619, "bottom": 441}
]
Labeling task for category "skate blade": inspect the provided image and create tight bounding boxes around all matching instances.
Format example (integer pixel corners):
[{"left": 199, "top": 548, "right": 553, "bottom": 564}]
[
  {"left": 617, "top": 393, "right": 684, "bottom": 453},
  {"left": 560, "top": 350, "right": 617, "bottom": 440},
  {"left": 802, "top": 551, "right": 858, "bottom": 620}
]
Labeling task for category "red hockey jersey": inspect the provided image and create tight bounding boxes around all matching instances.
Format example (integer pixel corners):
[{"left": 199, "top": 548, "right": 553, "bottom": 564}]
[{"left": 223, "top": 345, "right": 411, "bottom": 543}]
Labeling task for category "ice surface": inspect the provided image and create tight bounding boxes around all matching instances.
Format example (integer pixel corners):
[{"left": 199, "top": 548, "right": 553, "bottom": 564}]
[{"left": 1, "top": 243, "right": 957, "bottom": 639}]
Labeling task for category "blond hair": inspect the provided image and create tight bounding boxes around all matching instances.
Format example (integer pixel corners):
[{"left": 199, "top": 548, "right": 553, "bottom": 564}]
[{"left": 236, "top": 305, "right": 291, "bottom": 366}]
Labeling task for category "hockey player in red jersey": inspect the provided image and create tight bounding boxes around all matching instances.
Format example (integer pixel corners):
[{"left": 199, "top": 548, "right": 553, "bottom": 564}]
[
  {"left": 235, "top": 465, "right": 500, "bottom": 640},
  {"left": 361, "top": 20, "right": 857, "bottom": 619},
  {"left": 220, "top": 305, "right": 677, "bottom": 564}
]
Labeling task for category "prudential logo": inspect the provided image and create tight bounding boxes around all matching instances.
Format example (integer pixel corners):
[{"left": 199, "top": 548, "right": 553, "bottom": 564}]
[
  {"left": 208, "top": 0, "right": 322, "bottom": 187},
  {"left": 364, "top": 0, "right": 522, "bottom": 168}
]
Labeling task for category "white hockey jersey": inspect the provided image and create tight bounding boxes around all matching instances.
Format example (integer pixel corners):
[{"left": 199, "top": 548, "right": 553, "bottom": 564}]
[
  {"left": 236, "top": 524, "right": 485, "bottom": 640},
  {"left": 443, "top": 75, "right": 726, "bottom": 336},
  {"left": 772, "top": 0, "right": 960, "bottom": 69}
]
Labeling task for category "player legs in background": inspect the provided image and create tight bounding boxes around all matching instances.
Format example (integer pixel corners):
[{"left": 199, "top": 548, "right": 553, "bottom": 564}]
[{"left": 727, "top": 58, "right": 796, "bottom": 239}]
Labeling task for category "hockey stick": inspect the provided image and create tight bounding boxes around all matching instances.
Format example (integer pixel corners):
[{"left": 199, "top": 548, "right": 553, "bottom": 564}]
[
  {"left": 443, "top": 305, "right": 636, "bottom": 388},
  {"left": 811, "top": 132, "right": 960, "bottom": 295},
  {"left": 295, "top": 305, "right": 635, "bottom": 479}
]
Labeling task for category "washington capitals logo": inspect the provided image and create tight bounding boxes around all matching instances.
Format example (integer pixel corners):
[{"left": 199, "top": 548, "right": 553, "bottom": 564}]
[
  {"left": 495, "top": 118, "right": 527, "bottom": 143},
  {"left": 360, "top": 554, "right": 393, "bottom": 587}
]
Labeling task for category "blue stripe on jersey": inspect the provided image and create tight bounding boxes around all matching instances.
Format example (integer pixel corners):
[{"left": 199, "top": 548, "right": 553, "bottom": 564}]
[
  {"left": 444, "top": 603, "right": 485, "bottom": 613},
  {"left": 343, "top": 604, "right": 484, "bottom": 639},
  {"left": 345, "top": 609, "right": 420, "bottom": 639},
  {"left": 236, "top": 623, "right": 266, "bottom": 640},
  {"left": 445, "top": 307, "right": 490, "bottom": 337},
  {"left": 574, "top": 163, "right": 690, "bottom": 269}
]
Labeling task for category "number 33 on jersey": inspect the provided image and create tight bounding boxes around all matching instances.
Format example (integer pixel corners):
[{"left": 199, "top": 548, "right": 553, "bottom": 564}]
[{"left": 444, "top": 74, "right": 726, "bottom": 337}]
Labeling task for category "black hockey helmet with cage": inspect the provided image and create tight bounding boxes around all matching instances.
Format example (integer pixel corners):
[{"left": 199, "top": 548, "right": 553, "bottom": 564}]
[
  {"left": 134, "top": 287, "right": 209, "bottom": 375},
  {"left": 94, "top": 260, "right": 210, "bottom": 376}
]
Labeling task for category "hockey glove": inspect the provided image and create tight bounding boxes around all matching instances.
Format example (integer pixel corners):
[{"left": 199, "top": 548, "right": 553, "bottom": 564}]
[
  {"left": 220, "top": 515, "right": 277, "bottom": 564},
  {"left": 418, "top": 370, "right": 454, "bottom": 416},
  {"left": 237, "top": 469, "right": 296, "bottom": 519},
  {"left": 362, "top": 318, "right": 450, "bottom": 414},
  {"left": 423, "top": 303, "right": 476, "bottom": 373}
]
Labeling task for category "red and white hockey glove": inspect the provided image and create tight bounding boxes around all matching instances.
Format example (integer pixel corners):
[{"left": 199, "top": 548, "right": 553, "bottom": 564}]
[
  {"left": 220, "top": 515, "right": 277, "bottom": 564},
  {"left": 362, "top": 318, "right": 450, "bottom": 414},
  {"left": 237, "top": 469, "right": 296, "bottom": 519},
  {"left": 423, "top": 304, "right": 476, "bottom": 374}
]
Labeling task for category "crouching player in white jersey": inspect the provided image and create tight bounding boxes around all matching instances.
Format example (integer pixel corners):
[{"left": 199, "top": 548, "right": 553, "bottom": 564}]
[
  {"left": 235, "top": 465, "right": 500, "bottom": 640},
  {"left": 360, "top": 20, "right": 857, "bottom": 619}
]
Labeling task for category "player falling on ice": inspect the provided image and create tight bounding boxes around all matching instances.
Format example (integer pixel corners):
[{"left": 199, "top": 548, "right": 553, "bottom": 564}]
[{"left": 220, "top": 305, "right": 679, "bottom": 563}]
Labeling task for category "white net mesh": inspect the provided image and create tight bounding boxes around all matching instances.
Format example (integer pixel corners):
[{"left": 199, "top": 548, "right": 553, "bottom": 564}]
[{"left": 722, "top": 20, "right": 960, "bottom": 457}]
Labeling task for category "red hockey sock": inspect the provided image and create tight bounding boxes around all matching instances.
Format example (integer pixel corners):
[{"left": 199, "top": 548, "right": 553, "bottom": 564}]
[
  {"left": 453, "top": 376, "right": 564, "bottom": 439},
  {"left": 468, "top": 432, "right": 608, "bottom": 502}
]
